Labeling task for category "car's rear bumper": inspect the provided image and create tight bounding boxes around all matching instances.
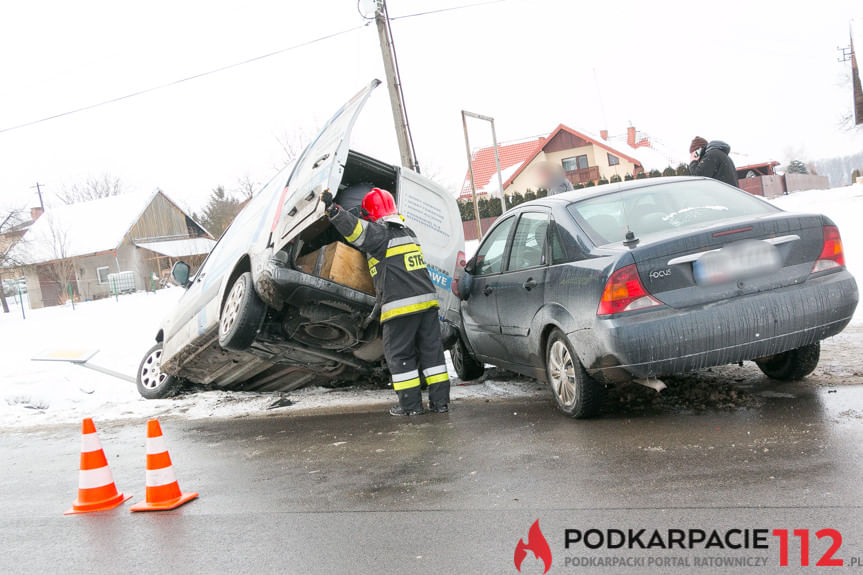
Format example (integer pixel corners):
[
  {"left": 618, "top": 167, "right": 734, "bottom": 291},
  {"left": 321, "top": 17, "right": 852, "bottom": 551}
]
[{"left": 587, "top": 269, "right": 858, "bottom": 382}]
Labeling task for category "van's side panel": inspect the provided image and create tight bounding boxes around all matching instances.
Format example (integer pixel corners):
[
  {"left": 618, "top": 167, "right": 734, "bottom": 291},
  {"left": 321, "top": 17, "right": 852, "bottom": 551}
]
[{"left": 397, "top": 170, "right": 465, "bottom": 316}]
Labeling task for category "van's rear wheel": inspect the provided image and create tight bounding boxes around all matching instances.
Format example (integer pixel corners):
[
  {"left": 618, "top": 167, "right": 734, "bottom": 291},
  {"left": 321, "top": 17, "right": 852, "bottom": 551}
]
[
  {"left": 545, "top": 329, "right": 604, "bottom": 418},
  {"left": 755, "top": 342, "right": 820, "bottom": 381},
  {"left": 219, "top": 272, "right": 265, "bottom": 351}
]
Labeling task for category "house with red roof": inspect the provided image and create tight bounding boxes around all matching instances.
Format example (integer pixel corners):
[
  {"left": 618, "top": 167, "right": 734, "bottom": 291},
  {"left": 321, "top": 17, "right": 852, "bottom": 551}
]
[{"left": 460, "top": 124, "right": 675, "bottom": 199}]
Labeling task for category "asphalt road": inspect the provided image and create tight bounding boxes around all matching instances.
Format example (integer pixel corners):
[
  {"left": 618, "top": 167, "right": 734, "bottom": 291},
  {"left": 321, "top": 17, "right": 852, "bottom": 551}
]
[{"left": 2, "top": 379, "right": 863, "bottom": 574}]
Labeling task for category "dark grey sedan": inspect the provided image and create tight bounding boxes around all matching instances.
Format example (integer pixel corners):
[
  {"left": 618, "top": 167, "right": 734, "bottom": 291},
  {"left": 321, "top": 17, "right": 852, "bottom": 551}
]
[{"left": 449, "top": 177, "right": 858, "bottom": 418}]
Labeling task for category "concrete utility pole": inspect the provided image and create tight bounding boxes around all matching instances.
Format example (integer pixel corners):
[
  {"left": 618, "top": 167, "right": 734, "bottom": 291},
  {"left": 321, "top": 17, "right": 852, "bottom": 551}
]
[{"left": 374, "top": 0, "right": 418, "bottom": 172}]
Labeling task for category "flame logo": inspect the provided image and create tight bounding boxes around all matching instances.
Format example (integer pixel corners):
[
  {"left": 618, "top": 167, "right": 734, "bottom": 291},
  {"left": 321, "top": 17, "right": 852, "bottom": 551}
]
[{"left": 514, "top": 520, "right": 552, "bottom": 573}]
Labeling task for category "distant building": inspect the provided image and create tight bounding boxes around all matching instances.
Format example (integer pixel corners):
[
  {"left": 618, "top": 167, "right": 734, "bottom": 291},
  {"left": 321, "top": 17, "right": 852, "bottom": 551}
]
[
  {"left": 461, "top": 124, "right": 677, "bottom": 199},
  {"left": 10, "top": 190, "right": 215, "bottom": 308}
]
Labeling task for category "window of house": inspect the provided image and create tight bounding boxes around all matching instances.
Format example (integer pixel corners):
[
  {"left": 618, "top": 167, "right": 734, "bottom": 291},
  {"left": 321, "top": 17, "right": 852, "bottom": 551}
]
[
  {"left": 562, "top": 155, "right": 589, "bottom": 172},
  {"left": 607, "top": 153, "right": 620, "bottom": 166},
  {"left": 561, "top": 155, "right": 589, "bottom": 172},
  {"left": 96, "top": 266, "right": 110, "bottom": 285}
]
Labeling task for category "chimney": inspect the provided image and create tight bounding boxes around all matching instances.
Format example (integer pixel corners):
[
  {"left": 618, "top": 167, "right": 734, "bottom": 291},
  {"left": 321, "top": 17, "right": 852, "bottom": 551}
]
[
  {"left": 599, "top": 130, "right": 608, "bottom": 140},
  {"left": 30, "top": 207, "right": 44, "bottom": 222},
  {"left": 626, "top": 126, "right": 636, "bottom": 147}
]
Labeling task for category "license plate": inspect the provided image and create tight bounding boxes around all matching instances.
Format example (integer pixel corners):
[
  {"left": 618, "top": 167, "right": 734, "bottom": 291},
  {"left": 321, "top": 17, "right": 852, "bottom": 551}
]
[{"left": 693, "top": 240, "right": 782, "bottom": 286}]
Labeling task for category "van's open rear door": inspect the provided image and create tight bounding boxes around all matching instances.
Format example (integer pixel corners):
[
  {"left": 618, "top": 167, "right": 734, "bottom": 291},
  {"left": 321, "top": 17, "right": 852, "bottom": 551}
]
[{"left": 273, "top": 79, "right": 380, "bottom": 249}]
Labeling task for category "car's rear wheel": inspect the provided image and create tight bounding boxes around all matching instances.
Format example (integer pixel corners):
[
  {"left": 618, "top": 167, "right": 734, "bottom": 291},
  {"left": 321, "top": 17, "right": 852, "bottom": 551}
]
[
  {"left": 545, "top": 329, "right": 604, "bottom": 418},
  {"left": 219, "top": 271, "right": 266, "bottom": 351},
  {"left": 755, "top": 342, "right": 820, "bottom": 381},
  {"left": 450, "top": 335, "right": 484, "bottom": 381},
  {"left": 137, "top": 343, "right": 180, "bottom": 399}
]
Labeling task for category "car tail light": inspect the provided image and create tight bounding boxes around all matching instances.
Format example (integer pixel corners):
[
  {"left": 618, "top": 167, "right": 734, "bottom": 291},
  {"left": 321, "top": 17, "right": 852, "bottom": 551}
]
[
  {"left": 597, "top": 264, "right": 662, "bottom": 316},
  {"left": 451, "top": 251, "right": 467, "bottom": 297},
  {"left": 270, "top": 186, "right": 290, "bottom": 233},
  {"left": 811, "top": 226, "right": 845, "bottom": 273}
]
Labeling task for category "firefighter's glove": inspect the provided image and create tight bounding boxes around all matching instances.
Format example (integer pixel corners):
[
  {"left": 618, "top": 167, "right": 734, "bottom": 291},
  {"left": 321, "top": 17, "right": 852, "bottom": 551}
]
[{"left": 321, "top": 190, "right": 339, "bottom": 218}]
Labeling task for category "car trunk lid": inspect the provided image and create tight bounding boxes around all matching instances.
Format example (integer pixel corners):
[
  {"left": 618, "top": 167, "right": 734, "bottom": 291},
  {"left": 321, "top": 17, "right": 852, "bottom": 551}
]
[{"left": 630, "top": 213, "right": 824, "bottom": 309}]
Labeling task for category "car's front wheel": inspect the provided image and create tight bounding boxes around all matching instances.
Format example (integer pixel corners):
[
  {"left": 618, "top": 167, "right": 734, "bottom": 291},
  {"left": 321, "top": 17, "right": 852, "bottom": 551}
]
[
  {"left": 219, "top": 271, "right": 266, "bottom": 351},
  {"left": 136, "top": 343, "right": 180, "bottom": 399},
  {"left": 545, "top": 329, "right": 604, "bottom": 418},
  {"left": 755, "top": 342, "right": 820, "bottom": 381},
  {"left": 450, "top": 335, "right": 484, "bottom": 381}
]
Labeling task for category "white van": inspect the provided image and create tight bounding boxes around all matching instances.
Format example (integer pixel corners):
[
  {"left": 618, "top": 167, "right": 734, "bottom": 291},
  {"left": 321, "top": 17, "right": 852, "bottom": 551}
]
[{"left": 136, "top": 79, "right": 465, "bottom": 398}]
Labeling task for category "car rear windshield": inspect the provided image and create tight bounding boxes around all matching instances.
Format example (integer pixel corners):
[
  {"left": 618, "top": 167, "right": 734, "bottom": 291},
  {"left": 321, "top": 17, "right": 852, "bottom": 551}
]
[{"left": 567, "top": 180, "right": 780, "bottom": 246}]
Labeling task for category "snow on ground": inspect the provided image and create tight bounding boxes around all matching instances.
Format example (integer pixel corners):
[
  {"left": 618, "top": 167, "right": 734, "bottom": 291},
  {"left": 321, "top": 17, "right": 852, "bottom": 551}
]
[
  {"left": 0, "top": 287, "right": 542, "bottom": 429},
  {"left": 1, "top": 183, "right": 861, "bottom": 429}
]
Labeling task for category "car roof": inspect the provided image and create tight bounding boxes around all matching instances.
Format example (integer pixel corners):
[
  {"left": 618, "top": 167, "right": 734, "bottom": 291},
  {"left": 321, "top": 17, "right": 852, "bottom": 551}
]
[{"left": 511, "top": 176, "right": 714, "bottom": 210}]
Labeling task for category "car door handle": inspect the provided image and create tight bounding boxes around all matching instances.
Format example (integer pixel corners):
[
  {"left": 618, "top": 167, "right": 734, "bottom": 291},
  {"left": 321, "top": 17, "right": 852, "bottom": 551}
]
[
  {"left": 522, "top": 278, "right": 537, "bottom": 291},
  {"left": 483, "top": 285, "right": 494, "bottom": 296},
  {"left": 312, "top": 153, "right": 330, "bottom": 169}
]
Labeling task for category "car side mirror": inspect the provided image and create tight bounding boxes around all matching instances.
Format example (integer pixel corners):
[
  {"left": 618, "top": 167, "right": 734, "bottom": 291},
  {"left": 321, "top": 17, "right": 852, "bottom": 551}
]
[
  {"left": 455, "top": 271, "right": 473, "bottom": 301},
  {"left": 171, "top": 261, "right": 191, "bottom": 287}
]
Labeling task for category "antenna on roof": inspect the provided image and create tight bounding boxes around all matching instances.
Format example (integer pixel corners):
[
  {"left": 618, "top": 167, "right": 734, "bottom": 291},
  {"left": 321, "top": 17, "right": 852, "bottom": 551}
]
[{"left": 593, "top": 68, "right": 608, "bottom": 131}]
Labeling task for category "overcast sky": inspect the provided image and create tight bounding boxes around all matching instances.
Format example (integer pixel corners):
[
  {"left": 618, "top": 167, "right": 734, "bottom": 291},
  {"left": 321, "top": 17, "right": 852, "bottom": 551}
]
[{"left": 1, "top": 0, "right": 861, "bottom": 215}]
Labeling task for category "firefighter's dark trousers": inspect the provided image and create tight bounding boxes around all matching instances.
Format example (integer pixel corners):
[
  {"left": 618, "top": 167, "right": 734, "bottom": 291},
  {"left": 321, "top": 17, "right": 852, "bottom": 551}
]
[{"left": 381, "top": 308, "right": 451, "bottom": 412}]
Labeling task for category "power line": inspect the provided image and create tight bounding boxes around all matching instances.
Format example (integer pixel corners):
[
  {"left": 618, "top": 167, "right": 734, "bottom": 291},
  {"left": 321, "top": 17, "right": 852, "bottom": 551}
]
[
  {"left": 389, "top": 0, "right": 508, "bottom": 21},
  {"left": 0, "top": 23, "right": 369, "bottom": 135}
]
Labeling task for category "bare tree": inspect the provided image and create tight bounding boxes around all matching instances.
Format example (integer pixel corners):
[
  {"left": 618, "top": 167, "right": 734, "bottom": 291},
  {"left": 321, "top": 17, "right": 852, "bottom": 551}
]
[
  {"left": 57, "top": 173, "right": 126, "bottom": 205},
  {"left": 234, "top": 174, "right": 259, "bottom": 201},
  {"left": 274, "top": 129, "right": 310, "bottom": 172},
  {"left": 41, "top": 216, "right": 78, "bottom": 305},
  {"left": 0, "top": 209, "right": 28, "bottom": 313}
]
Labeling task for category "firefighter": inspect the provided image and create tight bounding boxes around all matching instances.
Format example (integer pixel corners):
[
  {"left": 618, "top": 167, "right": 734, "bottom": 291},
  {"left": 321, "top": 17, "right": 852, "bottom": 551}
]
[{"left": 321, "top": 187, "right": 451, "bottom": 416}]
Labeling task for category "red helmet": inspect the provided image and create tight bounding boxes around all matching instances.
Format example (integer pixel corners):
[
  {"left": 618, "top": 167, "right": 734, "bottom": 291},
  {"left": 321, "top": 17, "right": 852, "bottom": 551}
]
[{"left": 361, "top": 188, "right": 397, "bottom": 222}]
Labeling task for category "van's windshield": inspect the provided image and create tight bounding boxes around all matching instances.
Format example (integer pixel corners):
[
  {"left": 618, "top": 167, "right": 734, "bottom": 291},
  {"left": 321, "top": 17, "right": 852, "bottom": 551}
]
[{"left": 567, "top": 180, "right": 779, "bottom": 246}]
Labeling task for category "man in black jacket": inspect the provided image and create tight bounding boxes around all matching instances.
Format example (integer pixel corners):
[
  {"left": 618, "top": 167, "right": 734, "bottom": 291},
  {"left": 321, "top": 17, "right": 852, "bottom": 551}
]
[
  {"left": 321, "top": 187, "right": 450, "bottom": 416},
  {"left": 689, "top": 136, "right": 739, "bottom": 187}
]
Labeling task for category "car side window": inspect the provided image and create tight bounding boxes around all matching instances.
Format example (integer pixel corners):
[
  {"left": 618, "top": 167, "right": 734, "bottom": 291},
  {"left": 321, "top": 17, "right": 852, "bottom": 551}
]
[
  {"left": 473, "top": 217, "right": 515, "bottom": 276},
  {"left": 507, "top": 212, "right": 550, "bottom": 271}
]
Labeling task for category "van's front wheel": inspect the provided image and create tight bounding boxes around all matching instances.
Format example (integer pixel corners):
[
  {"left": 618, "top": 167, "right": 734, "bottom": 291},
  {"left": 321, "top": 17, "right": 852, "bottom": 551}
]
[
  {"left": 137, "top": 343, "right": 180, "bottom": 399},
  {"left": 219, "top": 272, "right": 265, "bottom": 351}
]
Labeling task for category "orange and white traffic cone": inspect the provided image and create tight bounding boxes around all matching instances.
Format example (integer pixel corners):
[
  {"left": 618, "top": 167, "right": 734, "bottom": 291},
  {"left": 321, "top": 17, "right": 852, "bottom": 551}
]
[
  {"left": 130, "top": 418, "right": 198, "bottom": 512},
  {"left": 65, "top": 418, "right": 132, "bottom": 515}
]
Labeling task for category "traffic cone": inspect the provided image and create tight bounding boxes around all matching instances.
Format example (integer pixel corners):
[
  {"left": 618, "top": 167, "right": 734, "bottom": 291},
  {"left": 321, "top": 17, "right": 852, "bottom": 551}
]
[
  {"left": 130, "top": 418, "right": 198, "bottom": 512},
  {"left": 65, "top": 418, "right": 132, "bottom": 515}
]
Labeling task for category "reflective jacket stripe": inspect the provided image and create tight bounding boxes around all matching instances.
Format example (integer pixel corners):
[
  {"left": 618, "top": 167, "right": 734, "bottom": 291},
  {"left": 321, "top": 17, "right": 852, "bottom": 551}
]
[
  {"left": 425, "top": 373, "right": 449, "bottom": 385},
  {"left": 380, "top": 294, "right": 438, "bottom": 322},
  {"left": 387, "top": 236, "right": 415, "bottom": 248},
  {"left": 391, "top": 369, "right": 419, "bottom": 383},
  {"left": 385, "top": 243, "right": 420, "bottom": 258},
  {"left": 393, "top": 377, "right": 421, "bottom": 391},
  {"left": 422, "top": 365, "right": 448, "bottom": 378},
  {"left": 345, "top": 219, "right": 366, "bottom": 244}
]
